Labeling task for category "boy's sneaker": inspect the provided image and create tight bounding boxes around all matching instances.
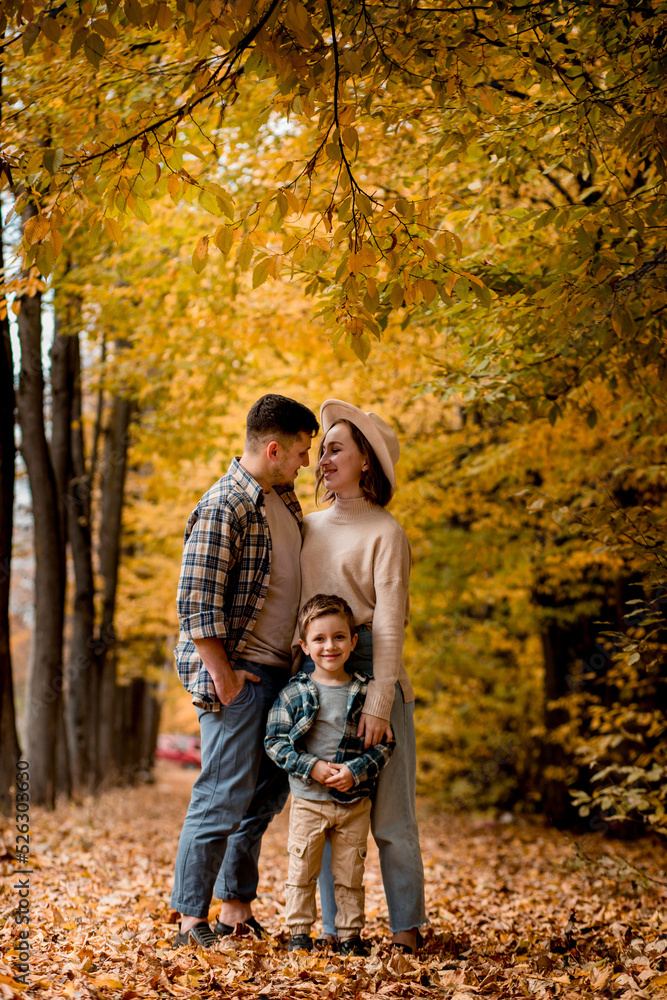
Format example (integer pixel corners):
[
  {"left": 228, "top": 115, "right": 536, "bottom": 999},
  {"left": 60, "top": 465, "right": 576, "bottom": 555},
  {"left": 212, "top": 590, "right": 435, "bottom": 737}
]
[
  {"left": 174, "top": 921, "right": 217, "bottom": 948},
  {"left": 288, "top": 934, "right": 314, "bottom": 952},
  {"left": 339, "top": 935, "right": 370, "bottom": 956}
]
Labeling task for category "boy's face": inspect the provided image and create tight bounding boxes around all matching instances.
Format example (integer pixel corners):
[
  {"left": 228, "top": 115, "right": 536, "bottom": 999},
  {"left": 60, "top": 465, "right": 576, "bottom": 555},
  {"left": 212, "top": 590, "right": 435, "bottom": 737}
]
[{"left": 299, "top": 613, "right": 357, "bottom": 684}]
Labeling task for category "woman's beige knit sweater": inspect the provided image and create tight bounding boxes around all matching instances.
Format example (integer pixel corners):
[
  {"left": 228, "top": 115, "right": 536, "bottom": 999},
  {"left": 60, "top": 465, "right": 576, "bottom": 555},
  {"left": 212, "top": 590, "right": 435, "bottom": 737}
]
[{"left": 299, "top": 496, "right": 414, "bottom": 721}]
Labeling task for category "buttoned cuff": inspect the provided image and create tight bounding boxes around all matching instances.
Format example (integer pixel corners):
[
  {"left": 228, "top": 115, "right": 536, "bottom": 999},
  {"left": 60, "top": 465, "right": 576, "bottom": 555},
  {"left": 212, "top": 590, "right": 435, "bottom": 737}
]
[{"left": 298, "top": 755, "right": 321, "bottom": 784}]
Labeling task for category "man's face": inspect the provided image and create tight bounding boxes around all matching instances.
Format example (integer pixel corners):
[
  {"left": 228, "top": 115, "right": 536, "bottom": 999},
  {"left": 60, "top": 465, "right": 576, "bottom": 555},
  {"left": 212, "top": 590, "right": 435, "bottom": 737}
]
[{"left": 272, "top": 431, "right": 312, "bottom": 485}]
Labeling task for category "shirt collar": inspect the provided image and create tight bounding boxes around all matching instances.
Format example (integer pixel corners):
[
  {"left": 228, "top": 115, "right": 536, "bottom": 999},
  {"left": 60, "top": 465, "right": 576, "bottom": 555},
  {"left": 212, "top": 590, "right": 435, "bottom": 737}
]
[{"left": 229, "top": 457, "right": 265, "bottom": 505}]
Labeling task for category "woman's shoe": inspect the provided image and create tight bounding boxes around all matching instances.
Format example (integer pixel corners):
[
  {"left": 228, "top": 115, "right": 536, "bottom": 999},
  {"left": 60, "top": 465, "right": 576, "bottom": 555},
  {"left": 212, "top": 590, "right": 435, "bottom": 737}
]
[
  {"left": 314, "top": 933, "right": 339, "bottom": 952},
  {"left": 391, "top": 928, "right": 423, "bottom": 955}
]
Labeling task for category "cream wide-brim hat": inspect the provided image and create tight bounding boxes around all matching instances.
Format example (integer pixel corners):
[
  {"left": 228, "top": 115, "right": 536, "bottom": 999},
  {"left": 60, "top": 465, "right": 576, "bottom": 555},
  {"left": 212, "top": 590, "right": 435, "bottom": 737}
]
[{"left": 319, "top": 399, "right": 400, "bottom": 498}]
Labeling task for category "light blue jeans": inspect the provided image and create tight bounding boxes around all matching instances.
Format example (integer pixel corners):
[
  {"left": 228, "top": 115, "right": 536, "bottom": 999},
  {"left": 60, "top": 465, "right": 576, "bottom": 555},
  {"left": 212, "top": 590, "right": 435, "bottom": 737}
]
[
  {"left": 170, "top": 660, "right": 290, "bottom": 918},
  {"left": 304, "top": 628, "right": 426, "bottom": 934}
]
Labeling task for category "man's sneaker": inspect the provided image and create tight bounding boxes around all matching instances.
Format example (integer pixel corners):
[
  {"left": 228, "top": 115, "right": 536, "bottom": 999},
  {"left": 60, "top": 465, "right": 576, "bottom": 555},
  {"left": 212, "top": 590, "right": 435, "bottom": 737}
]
[
  {"left": 174, "top": 921, "right": 218, "bottom": 948},
  {"left": 287, "top": 934, "right": 314, "bottom": 952},
  {"left": 213, "top": 915, "right": 267, "bottom": 939},
  {"left": 339, "top": 935, "right": 370, "bottom": 956}
]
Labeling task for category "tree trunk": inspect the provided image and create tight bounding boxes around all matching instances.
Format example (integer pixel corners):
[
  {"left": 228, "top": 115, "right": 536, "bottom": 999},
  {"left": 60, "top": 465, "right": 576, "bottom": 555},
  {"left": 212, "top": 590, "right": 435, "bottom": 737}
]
[
  {"left": 538, "top": 618, "right": 586, "bottom": 825},
  {"left": 0, "top": 210, "right": 20, "bottom": 815},
  {"left": 113, "top": 678, "right": 160, "bottom": 785},
  {"left": 48, "top": 308, "right": 72, "bottom": 568},
  {"left": 16, "top": 204, "right": 65, "bottom": 808},
  {"left": 140, "top": 684, "right": 161, "bottom": 783},
  {"left": 114, "top": 679, "right": 144, "bottom": 784},
  {"left": 49, "top": 309, "right": 74, "bottom": 800},
  {"left": 62, "top": 330, "right": 97, "bottom": 794},
  {"left": 51, "top": 294, "right": 97, "bottom": 795},
  {"left": 93, "top": 394, "right": 133, "bottom": 790}
]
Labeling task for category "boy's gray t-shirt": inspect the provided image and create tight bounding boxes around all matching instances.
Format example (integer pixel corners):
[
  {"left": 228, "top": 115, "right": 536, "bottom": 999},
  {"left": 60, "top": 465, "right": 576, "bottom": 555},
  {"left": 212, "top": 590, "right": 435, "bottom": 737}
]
[{"left": 289, "top": 680, "right": 351, "bottom": 802}]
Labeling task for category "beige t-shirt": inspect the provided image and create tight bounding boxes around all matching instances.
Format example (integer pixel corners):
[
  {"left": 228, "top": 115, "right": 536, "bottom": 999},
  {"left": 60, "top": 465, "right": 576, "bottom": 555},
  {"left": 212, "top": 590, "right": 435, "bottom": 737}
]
[{"left": 243, "top": 488, "right": 301, "bottom": 667}]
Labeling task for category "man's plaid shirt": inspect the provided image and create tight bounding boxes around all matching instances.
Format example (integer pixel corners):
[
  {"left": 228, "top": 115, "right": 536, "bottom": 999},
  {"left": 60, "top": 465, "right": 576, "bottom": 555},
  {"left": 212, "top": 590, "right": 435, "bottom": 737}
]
[
  {"left": 174, "top": 458, "right": 302, "bottom": 710},
  {"left": 265, "top": 671, "right": 395, "bottom": 804}
]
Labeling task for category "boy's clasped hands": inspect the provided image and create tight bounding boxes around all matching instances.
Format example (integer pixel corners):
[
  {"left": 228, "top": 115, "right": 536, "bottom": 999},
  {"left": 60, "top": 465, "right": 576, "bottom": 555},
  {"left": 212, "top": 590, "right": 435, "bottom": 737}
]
[{"left": 310, "top": 759, "right": 354, "bottom": 791}]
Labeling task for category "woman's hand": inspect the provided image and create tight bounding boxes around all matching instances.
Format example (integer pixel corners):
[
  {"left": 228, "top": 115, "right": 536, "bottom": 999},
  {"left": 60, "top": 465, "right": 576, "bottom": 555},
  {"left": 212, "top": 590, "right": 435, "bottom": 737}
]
[
  {"left": 357, "top": 713, "right": 393, "bottom": 749},
  {"left": 324, "top": 763, "right": 354, "bottom": 792}
]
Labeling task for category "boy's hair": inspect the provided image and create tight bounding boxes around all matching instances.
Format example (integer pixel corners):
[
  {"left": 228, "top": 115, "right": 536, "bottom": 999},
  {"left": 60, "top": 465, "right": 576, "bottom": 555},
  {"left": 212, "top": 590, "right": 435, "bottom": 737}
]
[
  {"left": 315, "top": 419, "right": 392, "bottom": 508},
  {"left": 298, "top": 594, "right": 356, "bottom": 641},
  {"left": 246, "top": 394, "right": 319, "bottom": 450}
]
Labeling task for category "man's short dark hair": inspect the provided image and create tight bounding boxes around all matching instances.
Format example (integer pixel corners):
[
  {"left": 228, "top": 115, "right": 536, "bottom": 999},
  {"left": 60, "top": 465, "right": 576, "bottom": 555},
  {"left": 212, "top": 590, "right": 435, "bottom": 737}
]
[
  {"left": 246, "top": 394, "right": 319, "bottom": 448},
  {"left": 298, "top": 594, "right": 356, "bottom": 640}
]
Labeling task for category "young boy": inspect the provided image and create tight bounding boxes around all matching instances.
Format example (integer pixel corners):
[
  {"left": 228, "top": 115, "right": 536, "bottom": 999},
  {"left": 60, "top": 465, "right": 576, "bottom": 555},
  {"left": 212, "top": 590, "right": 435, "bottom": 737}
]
[{"left": 265, "top": 594, "right": 394, "bottom": 955}]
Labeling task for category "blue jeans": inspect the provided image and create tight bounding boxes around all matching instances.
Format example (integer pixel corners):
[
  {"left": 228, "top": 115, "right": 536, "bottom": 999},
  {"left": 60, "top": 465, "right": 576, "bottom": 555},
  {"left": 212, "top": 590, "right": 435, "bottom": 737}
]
[
  {"left": 303, "top": 629, "right": 426, "bottom": 934},
  {"left": 170, "top": 660, "right": 290, "bottom": 918}
]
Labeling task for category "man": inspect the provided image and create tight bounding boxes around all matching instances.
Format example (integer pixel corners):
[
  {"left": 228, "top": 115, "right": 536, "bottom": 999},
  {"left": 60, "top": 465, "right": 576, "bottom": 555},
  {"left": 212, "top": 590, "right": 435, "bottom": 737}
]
[{"left": 171, "top": 394, "right": 319, "bottom": 947}]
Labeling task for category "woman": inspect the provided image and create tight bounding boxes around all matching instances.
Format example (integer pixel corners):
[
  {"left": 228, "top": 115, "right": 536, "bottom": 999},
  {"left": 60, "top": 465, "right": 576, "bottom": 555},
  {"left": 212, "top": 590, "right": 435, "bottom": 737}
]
[{"left": 298, "top": 399, "right": 426, "bottom": 953}]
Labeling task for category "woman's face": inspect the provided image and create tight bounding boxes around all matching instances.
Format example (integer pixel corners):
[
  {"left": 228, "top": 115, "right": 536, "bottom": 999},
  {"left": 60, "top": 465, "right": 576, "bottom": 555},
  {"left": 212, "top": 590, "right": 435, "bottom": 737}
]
[{"left": 318, "top": 421, "right": 369, "bottom": 498}]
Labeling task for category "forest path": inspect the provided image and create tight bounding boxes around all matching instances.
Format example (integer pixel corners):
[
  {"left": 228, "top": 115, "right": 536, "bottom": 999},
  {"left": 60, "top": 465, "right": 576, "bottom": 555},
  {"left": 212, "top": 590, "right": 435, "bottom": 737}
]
[{"left": 1, "top": 763, "right": 666, "bottom": 998}]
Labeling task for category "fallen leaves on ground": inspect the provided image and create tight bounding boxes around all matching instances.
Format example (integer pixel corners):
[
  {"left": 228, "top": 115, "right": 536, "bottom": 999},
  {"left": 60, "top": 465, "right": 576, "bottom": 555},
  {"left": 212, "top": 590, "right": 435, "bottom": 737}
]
[{"left": 1, "top": 763, "right": 666, "bottom": 998}]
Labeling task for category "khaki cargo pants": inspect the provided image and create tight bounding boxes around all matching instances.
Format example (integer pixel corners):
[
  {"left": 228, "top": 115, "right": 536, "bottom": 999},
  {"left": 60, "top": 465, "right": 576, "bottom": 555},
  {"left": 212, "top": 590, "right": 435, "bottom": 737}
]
[{"left": 285, "top": 795, "right": 371, "bottom": 940}]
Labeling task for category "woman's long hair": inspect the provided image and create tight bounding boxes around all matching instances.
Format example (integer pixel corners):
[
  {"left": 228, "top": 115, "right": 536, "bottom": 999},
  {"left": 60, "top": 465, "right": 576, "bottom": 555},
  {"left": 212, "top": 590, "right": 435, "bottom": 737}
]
[{"left": 315, "top": 419, "right": 393, "bottom": 508}]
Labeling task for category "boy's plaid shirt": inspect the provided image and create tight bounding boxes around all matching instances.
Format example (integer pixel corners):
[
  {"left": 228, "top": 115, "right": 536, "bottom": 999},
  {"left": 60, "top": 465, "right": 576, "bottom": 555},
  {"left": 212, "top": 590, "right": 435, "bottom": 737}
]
[
  {"left": 174, "top": 458, "right": 302, "bottom": 710},
  {"left": 265, "top": 671, "right": 395, "bottom": 804}
]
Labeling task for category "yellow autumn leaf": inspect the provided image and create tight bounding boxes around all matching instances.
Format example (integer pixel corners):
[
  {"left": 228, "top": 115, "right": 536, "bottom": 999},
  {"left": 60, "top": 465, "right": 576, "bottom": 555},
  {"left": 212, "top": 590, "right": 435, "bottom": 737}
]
[
  {"left": 91, "top": 975, "right": 124, "bottom": 989},
  {"left": 192, "top": 235, "right": 209, "bottom": 273},
  {"left": 104, "top": 217, "right": 122, "bottom": 243},
  {"left": 444, "top": 270, "right": 458, "bottom": 296}
]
